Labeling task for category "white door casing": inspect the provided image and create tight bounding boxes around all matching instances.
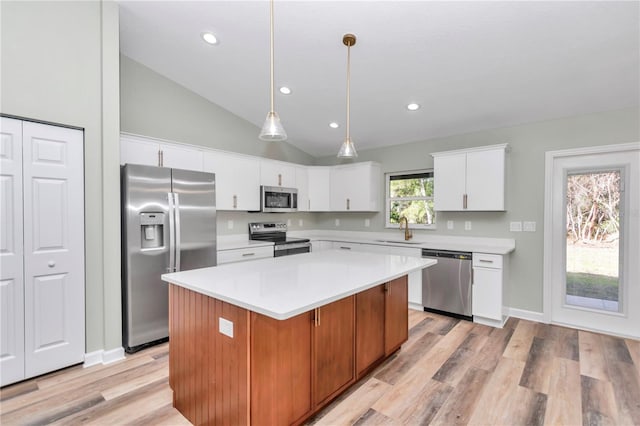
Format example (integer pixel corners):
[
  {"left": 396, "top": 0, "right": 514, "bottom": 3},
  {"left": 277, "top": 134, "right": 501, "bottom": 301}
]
[
  {"left": 0, "top": 117, "right": 26, "bottom": 386},
  {"left": 22, "top": 121, "right": 85, "bottom": 377},
  {"left": 543, "top": 143, "right": 640, "bottom": 339}
]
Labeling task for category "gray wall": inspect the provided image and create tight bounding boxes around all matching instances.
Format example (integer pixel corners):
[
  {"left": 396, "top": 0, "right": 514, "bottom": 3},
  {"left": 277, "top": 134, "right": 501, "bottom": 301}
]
[
  {"left": 315, "top": 108, "right": 640, "bottom": 313},
  {"left": 120, "top": 55, "right": 315, "bottom": 165},
  {"left": 1, "top": 1, "right": 122, "bottom": 353}
]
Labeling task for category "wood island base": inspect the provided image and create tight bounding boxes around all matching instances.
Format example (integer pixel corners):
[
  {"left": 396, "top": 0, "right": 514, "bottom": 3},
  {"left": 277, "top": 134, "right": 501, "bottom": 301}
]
[{"left": 168, "top": 275, "right": 408, "bottom": 426}]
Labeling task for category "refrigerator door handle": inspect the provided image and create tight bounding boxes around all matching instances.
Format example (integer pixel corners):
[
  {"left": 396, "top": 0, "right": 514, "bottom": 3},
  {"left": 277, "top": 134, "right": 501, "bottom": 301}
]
[
  {"left": 168, "top": 192, "right": 176, "bottom": 272},
  {"left": 174, "top": 193, "right": 182, "bottom": 272}
]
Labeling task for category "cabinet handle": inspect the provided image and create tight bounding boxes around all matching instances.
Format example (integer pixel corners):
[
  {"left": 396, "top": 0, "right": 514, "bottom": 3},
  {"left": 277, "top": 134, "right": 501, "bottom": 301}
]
[
  {"left": 313, "top": 308, "right": 320, "bottom": 327},
  {"left": 479, "top": 259, "right": 493, "bottom": 263},
  {"left": 384, "top": 283, "right": 389, "bottom": 294},
  {"left": 463, "top": 194, "right": 468, "bottom": 209},
  {"left": 317, "top": 307, "right": 320, "bottom": 326},
  {"left": 278, "top": 174, "right": 282, "bottom": 186},
  {"left": 346, "top": 198, "right": 350, "bottom": 210},
  {"left": 308, "top": 199, "right": 311, "bottom": 210},
  {"left": 158, "top": 149, "right": 163, "bottom": 167},
  {"left": 233, "top": 195, "right": 237, "bottom": 209},
  {"left": 339, "top": 246, "right": 351, "bottom": 250},
  {"left": 48, "top": 260, "right": 56, "bottom": 268},
  {"left": 242, "top": 252, "right": 255, "bottom": 257}
]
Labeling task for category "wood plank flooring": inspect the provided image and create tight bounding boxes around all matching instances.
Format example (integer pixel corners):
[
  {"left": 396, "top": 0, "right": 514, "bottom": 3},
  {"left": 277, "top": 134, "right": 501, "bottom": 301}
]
[{"left": 2, "top": 310, "right": 639, "bottom": 425}]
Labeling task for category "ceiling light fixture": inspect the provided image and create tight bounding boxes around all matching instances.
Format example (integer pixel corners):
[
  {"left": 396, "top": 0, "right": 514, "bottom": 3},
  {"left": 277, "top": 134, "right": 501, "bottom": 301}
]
[
  {"left": 201, "top": 32, "right": 218, "bottom": 45},
  {"left": 279, "top": 86, "right": 291, "bottom": 95},
  {"left": 259, "top": 0, "right": 287, "bottom": 141},
  {"left": 337, "top": 33, "right": 358, "bottom": 158},
  {"left": 407, "top": 103, "right": 420, "bottom": 111},
  {"left": 329, "top": 122, "right": 339, "bottom": 129}
]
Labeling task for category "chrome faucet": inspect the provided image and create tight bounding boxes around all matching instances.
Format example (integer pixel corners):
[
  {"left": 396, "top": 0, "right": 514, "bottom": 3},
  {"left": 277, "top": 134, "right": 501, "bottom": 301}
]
[{"left": 399, "top": 217, "right": 413, "bottom": 241}]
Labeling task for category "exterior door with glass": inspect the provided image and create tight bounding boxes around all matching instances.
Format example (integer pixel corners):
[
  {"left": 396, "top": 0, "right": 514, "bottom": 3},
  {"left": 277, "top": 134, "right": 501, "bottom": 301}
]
[{"left": 545, "top": 143, "right": 639, "bottom": 338}]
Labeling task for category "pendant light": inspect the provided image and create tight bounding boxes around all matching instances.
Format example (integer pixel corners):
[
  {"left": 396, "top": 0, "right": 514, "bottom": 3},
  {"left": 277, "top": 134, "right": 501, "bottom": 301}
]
[
  {"left": 337, "top": 33, "right": 358, "bottom": 158},
  {"left": 259, "top": 0, "right": 287, "bottom": 141}
]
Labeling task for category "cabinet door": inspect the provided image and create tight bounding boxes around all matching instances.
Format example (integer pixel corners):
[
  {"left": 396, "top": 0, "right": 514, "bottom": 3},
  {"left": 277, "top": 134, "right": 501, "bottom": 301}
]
[
  {"left": 466, "top": 148, "right": 505, "bottom": 211},
  {"left": 251, "top": 311, "right": 313, "bottom": 425},
  {"left": 472, "top": 267, "right": 502, "bottom": 320},
  {"left": 355, "top": 285, "right": 385, "bottom": 377},
  {"left": 313, "top": 296, "right": 355, "bottom": 405},
  {"left": 120, "top": 136, "right": 159, "bottom": 166},
  {"left": 204, "top": 152, "right": 260, "bottom": 211},
  {"left": 23, "top": 122, "right": 85, "bottom": 377},
  {"left": 433, "top": 153, "right": 466, "bottom": 211},
  {"left": 307, "top": 167, "right": 330, "bottom": 211},
  {"left": 296, "top": 167, "right": 309, "bottom": 212},
  {"left": 329, "top": 167, "right": 350, "bottom": 211},
  {"left": 160, "top": 143, "right": 203, "bottom": 171},
  {"left": 260, "top": 160, "right": 296, "bottom": 187},
  {"left": 0, "top": 117, "right": 26, "bottom": 386},
  {"left": 384, "top": 276, "right": 408, "bottom": 355}
]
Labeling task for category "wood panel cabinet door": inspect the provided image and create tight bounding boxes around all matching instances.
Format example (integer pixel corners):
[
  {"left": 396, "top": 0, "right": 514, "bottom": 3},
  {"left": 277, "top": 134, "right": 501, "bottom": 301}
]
[
  {"left": 251, "top": 311, "right": 313, "bottom": 425},
  {"left": 384, "top": 276, "right": 409, "bottom": 355},
  {"left": 355, "top": 285, "right": 385, "bottom": 377},
  {"left": 313, "top": 296, "right": 355, "bottom": 406}
]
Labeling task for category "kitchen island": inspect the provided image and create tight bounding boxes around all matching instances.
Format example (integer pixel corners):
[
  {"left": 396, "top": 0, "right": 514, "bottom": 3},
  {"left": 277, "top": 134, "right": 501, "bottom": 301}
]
[{"left": 161, "top": 250, "right": 435, "bottom": 426}]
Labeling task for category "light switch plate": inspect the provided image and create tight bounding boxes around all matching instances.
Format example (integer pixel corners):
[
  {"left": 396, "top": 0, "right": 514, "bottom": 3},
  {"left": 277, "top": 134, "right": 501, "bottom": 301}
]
[
  {"left": 447, "top": 220, "right": 454, "bottom": 230},
  {"left": 219, "top": 317, "right": 233, "bottom": 338},
  {"left": 335, "top": 218, "right": 340, "bottom": 227},
  {"left": 299, "top": 219, "right": 304, "bottom": 227},
  {"left": 510, "top": 221, "right": 522, "bottom": 232},
  {"left": 364, "top": 218, "right": 370, "bottom": 227},
  {"left": 227, "top": 220, "right": 234, "bottom": 230},
  {"left": 287, "top": 219, "right": 292, "bottom": 226},
  {"left": 523, "top": 221, "right": 537, "bottom": 232},
  {"left": 464, "top": 221, "right": 472, "bottom": 231}
]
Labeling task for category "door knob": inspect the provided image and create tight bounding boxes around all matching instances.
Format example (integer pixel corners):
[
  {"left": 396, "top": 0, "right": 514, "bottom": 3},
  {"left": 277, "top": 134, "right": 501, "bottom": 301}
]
[{"left": 48, "top": 261, "right": 56, "bottom": 268}]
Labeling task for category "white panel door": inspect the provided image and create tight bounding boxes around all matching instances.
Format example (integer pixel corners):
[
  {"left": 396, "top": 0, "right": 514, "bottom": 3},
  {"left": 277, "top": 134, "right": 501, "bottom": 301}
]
[
  {"left": 433, "top": 153, "right": 466, "bottom": 211},
  {"left": 295, "top": 166, "right": 309, "bottom": 212},
  {"left": 22, "top": 122, "right": 85, "bottom": 377},
  {"left": 466, "top": 148, "right": 505, "bottom": 210},
  {"left": 120, "top": 136, "right": 159, "bottom": 166},
  {"left": 0, "top": 117, "right": 26, "bottom": 386},
  {"left": 203, "top": 151, "right": 260, "bottom": 210},
  {"left": 308, "top": 167, "right": 330, "bottom": 211},
  {"left": 160, "top": 143, "right": 203, "bottom": 171},
  {"left": 260, "top": 160, "right": 296, "bottom": 187}
]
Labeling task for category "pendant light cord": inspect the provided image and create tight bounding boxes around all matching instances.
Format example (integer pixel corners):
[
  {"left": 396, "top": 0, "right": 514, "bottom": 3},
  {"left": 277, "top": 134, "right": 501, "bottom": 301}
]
[
  {"left": 269, "top": 0, "right": 275, "bottom": 113},
  {"left": 346, "top": 41, "right": 351, "bottom": 140}
]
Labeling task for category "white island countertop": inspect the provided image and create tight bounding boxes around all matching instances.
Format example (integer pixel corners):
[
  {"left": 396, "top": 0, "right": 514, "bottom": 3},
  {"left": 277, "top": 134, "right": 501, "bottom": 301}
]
[{"left": 162, "top": 249, "right": 436, "bottom": 320}]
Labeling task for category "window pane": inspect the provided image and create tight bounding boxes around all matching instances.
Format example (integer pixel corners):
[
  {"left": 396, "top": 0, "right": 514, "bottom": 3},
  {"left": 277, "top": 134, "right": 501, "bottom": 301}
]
[
  {"left": 389, "top": 175, "right": 434, "bottom": 198},
  {"left": 389, "top": 200, "right": 435, "bottom": 225}
]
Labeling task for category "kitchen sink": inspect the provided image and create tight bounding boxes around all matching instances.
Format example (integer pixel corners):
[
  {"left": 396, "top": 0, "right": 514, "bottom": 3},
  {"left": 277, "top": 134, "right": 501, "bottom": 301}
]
[{"left": 374, "top": 239, "right": 422, "bottom": 245}]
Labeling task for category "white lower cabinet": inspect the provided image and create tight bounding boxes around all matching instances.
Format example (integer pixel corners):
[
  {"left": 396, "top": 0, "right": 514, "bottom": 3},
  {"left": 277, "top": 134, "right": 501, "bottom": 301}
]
[
  {"left": 217, "top": 246, "right": 274, "bottom": 265},
  {"left": 0, "top": 117, "right": 85, "bottom": 386},
  {"left": 472, "top": 253, "right": 507, "bottom": 327}
]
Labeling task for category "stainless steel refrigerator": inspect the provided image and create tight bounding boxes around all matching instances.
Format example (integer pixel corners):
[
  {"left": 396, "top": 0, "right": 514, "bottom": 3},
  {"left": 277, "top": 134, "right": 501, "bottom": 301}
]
[{"left": 121, "top": 164, "right": 216, "bottom": 353}]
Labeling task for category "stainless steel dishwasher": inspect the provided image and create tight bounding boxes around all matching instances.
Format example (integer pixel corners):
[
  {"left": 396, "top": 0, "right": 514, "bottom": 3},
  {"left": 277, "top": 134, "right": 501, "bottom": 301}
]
[{"left": 421, "top": 249, "right": 473, "bottom": 319}]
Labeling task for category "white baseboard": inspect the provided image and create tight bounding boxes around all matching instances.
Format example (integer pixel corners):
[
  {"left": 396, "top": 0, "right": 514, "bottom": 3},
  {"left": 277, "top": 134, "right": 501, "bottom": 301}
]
[
  {"left": 83, "top": 347, "right": 126, "bottom": 368},
  {"left": 507, "top": 307, "right": 546, "bottom": 323}
]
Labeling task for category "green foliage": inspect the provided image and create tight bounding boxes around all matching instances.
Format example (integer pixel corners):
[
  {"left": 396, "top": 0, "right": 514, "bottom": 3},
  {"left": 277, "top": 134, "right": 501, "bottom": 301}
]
[{"left": 389, "top": 176, "right": 435, "bottom": 225}]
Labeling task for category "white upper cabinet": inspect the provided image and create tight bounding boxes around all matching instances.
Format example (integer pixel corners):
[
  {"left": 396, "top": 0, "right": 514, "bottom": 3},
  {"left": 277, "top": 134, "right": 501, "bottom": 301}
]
[
  {"left": 307, "top": 167, "right": 331, "bottom": 212},
  {"left": 260, "top": 159, "right": 296, "bottom": 187},
  {"left": 120, "top": 134, "right": 204, "bottom": 171},
  {"left": 432, "top": 144, "right": 507, "bottom": 211},
  {"left": 330, "top": 162, "right": 382, "bottom": 212},
  {"left": 295, "top": 167, "right": 309, "bottom": 212},
  {"left": 203, "top": 151, "right": 260, "bottom": 211}
]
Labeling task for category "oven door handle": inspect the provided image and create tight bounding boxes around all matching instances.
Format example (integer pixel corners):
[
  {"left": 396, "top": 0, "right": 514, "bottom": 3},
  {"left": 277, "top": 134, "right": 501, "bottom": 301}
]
[{"left": 274, "top": 242, "right": 312, "bottom": 251}]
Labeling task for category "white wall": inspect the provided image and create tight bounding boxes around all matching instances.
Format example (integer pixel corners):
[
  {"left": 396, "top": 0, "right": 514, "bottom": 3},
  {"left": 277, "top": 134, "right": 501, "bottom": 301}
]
[{"left": 1, "top": 0, "right": 122, "bottom": 353}]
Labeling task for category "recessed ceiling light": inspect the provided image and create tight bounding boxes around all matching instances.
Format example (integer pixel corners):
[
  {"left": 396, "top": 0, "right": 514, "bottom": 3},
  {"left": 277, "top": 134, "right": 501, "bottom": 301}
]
[
  {"left": 279, "top": 86, "right": 292, "bottom": 95},
  {"left": 201, "top": 32, "right": 218, "bottom": 45},
  {"left": 329, "top": 122, "right": 339, "bottom": 129},
  {"left": 407, "top": 103, "right": 420, "bottom": 111}
]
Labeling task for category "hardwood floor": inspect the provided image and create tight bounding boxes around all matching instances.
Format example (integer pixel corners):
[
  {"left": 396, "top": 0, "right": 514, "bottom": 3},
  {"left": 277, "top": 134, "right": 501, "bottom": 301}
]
[{"left": 2, "top": 311, "right": 639, "bottom": 425}]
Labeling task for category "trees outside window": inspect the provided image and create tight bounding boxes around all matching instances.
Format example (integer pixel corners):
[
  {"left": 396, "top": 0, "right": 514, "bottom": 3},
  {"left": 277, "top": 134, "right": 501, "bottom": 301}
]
[{"left": 386, "top": 171, "right": 435, "bottom": 228}]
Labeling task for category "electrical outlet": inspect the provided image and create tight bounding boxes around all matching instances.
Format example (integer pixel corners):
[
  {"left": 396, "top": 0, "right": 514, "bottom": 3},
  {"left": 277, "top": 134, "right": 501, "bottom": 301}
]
[
  {"left": 464, "top": 221, "right": 472, "bottom": 231},
  {"left": 287, "top": 219, "right": 292, "bottom": 226},
  {"left": 219, "top": 317, "right": 234, "bottom": 338},
  {"left": 364, "top": 218, "right": 370, "bottom": 227},
  {"left": 335, "top": 218, "right": 340, "bottom": 227},
  {"left": 299, "top": 219, "right": 303, "bottom": 227},
  {"left": 227, "top": 220, "right": 234, "bottom": 230},
  {"left": 447, "top": 220, "right": 454, "bottom": 230},
  {"left": 523, "top": 221, "right": 536, "bottom": 232},
  {"left": 510, "top": 221, "right": 522, "bottom": 232}
]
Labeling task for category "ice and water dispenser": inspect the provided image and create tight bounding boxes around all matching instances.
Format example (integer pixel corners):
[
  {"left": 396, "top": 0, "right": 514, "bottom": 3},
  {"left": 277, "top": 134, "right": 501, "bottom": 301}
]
[{"left": 140, "top": 212, "right": 165, "bottom": 249}]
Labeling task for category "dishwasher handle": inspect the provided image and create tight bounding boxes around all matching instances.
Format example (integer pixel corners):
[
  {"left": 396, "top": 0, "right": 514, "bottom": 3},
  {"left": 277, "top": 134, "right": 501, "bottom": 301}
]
[{"left": 421, "top": 248, "right": 472, "bottom": 261}]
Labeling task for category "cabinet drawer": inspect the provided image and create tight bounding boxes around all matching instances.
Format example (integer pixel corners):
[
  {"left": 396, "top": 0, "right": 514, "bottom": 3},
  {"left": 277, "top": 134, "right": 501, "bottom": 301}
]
[
  {"left": 218, "top": 246, "right": 274, "bottom": 264},
  {"left": 472, "top": 253, "right": 503, "bottom": 269}
]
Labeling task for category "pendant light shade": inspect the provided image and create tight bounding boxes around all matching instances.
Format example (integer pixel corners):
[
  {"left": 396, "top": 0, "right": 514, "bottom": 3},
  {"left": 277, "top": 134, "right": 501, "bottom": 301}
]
[
  {"left": 259, "top": 0, "right": 287, "bottom": 141},
  {"left": 337, "top": 33, "right": 358, "bottom": 158}
]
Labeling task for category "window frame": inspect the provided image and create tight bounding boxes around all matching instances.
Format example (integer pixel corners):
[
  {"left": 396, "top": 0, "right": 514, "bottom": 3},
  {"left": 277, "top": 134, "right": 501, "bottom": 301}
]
[{"left": 385, "top": 169, "right": 436, "bottom": 230}]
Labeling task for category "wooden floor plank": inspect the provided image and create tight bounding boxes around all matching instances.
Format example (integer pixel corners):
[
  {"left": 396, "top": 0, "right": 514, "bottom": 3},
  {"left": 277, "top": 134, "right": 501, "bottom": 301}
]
[
  {"left": 625, "top": 338, "right": 640, "bottom": 372},
  {"left": 471, "top": 326, "right": 514, "bottom": 372},
  {"left": 374, "top": 332, "right": 441, "bottom": 385},
  {"left": 429, "top": 367, "right": 491, "bottom": 426},
  {"left": 314, "top": 378, "right": 391, "bottom": 426},
  {"left": 581, "top": 374, "right": 619, "bottom": 425},
  {"left": 503, "top": 320, "right": 537, "bottom": 362},
  {"left": 432, "top": 332, "right": 488, "bottom": 386},
  {"left": 543, "top": 357, "right": 582, "bottom": 425},
  {"left": 519, "top": 336, "right": 556, "bottom": 394},
  {"left": 579, "top": 330, "right": 610, "bottom": 381}
]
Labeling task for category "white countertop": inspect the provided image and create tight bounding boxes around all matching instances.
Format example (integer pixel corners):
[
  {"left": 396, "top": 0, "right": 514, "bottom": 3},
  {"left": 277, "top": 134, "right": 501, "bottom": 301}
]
[
  {"left": 162, "top": 250, "right": 436, "bottom": 320},
  {"left": 217, "top": 235, "right": 274, "bottom": 251}
]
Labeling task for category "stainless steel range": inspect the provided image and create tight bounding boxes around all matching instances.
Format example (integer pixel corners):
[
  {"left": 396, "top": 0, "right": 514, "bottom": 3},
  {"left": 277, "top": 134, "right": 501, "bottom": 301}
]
[{"left": 249, "top": 222, "right": 311, "bottom": 257}]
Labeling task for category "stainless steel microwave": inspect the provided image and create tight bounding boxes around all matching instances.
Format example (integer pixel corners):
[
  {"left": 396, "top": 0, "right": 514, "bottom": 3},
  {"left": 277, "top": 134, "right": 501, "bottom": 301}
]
[{"left": 261, "top": 186, "right": 298, "bottom": 212}]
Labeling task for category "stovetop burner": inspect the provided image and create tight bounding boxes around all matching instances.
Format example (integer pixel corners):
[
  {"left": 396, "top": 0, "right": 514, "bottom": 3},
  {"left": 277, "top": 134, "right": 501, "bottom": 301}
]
[{"left": 248, "top": 222, "right": 310, "bottom": 246}]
